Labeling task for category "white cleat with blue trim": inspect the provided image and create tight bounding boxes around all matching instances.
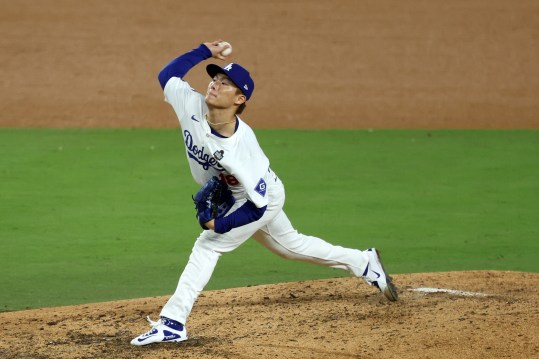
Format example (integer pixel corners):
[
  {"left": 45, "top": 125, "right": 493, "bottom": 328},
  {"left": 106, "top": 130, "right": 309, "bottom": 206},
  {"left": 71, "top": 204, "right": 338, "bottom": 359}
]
[
  {"left": 363, "top": 248, "right": 398, "bottom": 301},
  {"left": 131, "top": 316, "right": 188, "bottom": 346}
]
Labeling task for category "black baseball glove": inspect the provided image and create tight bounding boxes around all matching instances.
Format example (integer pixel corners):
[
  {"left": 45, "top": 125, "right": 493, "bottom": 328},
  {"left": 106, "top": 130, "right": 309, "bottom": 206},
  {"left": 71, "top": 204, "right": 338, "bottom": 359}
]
[{"left": 193, "top": 176, "right": 235, "bottom": 229}]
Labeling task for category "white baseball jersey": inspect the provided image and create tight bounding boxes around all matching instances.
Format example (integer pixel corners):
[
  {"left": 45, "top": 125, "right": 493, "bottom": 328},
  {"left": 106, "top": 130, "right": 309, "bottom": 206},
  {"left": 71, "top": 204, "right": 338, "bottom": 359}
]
[{"left": 163, "top": 77, "right": 270, "bottom": 208}]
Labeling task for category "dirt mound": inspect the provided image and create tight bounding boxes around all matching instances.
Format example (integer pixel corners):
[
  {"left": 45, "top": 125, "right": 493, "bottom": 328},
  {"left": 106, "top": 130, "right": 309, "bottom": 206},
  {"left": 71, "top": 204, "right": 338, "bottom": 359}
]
[{"left": 1, "top": 271, "right": 537, "bottom": 358}]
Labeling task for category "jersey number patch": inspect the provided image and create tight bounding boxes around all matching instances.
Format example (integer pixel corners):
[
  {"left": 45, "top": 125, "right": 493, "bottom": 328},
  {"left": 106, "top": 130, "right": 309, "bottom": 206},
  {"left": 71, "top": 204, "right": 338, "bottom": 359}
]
[{"left": 219, "top": 173, "right": 240, "bottom": 186}]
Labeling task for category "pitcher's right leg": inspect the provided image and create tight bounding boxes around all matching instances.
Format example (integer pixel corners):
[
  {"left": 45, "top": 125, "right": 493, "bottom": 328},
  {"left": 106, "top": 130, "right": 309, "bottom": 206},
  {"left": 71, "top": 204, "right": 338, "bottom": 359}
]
[{"left": 253, "top": 210, "right": 398, "bottom": 301}]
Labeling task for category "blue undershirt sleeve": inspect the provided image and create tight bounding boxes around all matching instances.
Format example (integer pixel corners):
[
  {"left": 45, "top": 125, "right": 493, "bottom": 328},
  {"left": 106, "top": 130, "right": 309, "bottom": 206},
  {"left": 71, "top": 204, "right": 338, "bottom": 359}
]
[
  {"left": 214, "top": 201, "right": 267, "bottom": 234},
  {"left": 158, "top": 44, "right": 212, "bottom": 89}
]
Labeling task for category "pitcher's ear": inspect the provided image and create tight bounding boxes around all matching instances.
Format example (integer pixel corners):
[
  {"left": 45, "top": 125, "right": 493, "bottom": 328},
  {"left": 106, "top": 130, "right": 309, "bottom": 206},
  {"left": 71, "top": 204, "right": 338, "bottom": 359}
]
[{"left": 235, "top": 93, "right": 247, "bottom": 106}]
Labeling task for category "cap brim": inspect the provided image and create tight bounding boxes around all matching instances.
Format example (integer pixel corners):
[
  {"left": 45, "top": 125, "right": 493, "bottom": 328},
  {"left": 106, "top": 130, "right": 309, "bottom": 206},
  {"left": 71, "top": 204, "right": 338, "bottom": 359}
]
[
  {"left": 206, "top": 64, "right": 226, "bottom": 79},
  {"left": 206, "top": 64, "right": 245, "bottom": 95}
]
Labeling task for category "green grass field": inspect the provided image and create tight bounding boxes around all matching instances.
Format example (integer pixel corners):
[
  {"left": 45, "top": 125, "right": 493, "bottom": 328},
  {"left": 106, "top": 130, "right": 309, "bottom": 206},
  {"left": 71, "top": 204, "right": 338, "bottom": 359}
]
[{"left": 1, "top": 129, "right": 538, "bottom": 311}]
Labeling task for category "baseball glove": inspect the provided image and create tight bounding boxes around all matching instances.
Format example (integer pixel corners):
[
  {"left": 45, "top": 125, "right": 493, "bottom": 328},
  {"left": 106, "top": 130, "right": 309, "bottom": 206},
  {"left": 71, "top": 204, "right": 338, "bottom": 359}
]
[{"left": 193, "top": 176, "right": 235, "bottom": 229}]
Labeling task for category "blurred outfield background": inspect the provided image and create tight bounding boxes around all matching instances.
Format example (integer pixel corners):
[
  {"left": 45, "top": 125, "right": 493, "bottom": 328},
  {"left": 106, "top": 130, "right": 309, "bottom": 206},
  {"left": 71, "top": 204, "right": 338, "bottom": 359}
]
[{"left": 1, "top": 129, "right": 538, "bottom": 311}]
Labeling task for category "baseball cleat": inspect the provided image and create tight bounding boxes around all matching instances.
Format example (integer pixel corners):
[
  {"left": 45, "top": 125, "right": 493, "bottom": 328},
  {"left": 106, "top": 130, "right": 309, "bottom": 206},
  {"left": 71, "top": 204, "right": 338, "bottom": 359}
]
[
  {"left": 131, "top": 316, "right": 188, "bottom": 346},
  {"left": 363, "top": 248, "right": 398, "bottom": 301}
]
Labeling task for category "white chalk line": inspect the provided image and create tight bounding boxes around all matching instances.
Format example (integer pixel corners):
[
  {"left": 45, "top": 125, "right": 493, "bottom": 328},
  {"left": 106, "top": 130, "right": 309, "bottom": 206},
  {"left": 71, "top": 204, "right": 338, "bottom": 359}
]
[{"left": 409, "top": 287, "right": 490, "bottom": 297}]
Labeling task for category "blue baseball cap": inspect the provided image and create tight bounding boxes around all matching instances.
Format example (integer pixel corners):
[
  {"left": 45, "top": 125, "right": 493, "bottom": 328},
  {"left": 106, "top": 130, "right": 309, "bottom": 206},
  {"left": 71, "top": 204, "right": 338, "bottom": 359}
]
[{"left": 206, "top": 63, "right": 255, "bottom": 100}]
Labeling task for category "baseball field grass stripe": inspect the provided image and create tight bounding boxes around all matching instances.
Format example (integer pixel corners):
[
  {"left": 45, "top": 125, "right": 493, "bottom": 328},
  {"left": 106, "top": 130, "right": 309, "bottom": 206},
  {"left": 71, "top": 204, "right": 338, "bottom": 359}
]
[{"left": 0, "top": 129, "right": 538, "bottom": 311}]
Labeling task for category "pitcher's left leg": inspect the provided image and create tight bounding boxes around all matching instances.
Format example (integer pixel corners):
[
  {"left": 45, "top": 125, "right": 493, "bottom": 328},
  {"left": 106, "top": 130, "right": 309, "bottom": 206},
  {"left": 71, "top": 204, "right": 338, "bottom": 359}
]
[{"left": 160, "top": 237, "right": 222, "bottom": 325}]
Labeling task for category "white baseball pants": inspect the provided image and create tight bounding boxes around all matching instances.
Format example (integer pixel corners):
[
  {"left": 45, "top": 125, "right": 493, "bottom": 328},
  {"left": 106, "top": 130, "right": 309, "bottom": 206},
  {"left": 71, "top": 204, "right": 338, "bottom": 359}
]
[{"left": 160, "top": 177, "right": 369, "bottom": 325}]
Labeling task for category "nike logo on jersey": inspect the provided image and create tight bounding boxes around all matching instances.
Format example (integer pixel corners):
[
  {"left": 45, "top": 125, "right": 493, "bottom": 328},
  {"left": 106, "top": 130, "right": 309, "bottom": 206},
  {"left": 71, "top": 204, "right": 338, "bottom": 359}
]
[
  {"left": 191, "top": 115, "right": 200, "bottom": 122},
  {"left": 184, "top": 130, "right": 224, "bottom": 171}
]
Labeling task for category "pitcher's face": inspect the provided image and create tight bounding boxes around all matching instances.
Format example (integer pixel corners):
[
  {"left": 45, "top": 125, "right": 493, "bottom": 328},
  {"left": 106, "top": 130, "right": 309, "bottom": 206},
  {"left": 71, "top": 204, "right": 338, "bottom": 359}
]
[{"left": 205, "top": 73, "right": 245, "bottom": 109}]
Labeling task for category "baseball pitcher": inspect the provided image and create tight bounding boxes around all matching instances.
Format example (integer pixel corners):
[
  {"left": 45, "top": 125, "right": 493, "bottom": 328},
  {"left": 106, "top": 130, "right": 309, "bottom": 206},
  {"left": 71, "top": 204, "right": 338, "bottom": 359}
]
[{"left": 131, "top": 40, "right": 398, "bottom": 346}]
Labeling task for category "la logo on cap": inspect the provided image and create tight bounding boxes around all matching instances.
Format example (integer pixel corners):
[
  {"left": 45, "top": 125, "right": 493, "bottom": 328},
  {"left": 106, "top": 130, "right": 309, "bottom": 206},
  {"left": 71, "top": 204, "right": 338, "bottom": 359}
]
[{"left": 224, "top": 64, "right": 234, "bottom": 71}]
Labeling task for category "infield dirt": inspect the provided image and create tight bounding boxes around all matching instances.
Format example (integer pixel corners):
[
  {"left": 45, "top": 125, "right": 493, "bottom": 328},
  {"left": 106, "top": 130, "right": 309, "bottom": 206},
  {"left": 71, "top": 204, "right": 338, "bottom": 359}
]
[
  {"left": 1, "top": 271, "right": 538, "bottom": 358},
  {"left": 1, "top": 0, "right": 538, "bottom": 358}
]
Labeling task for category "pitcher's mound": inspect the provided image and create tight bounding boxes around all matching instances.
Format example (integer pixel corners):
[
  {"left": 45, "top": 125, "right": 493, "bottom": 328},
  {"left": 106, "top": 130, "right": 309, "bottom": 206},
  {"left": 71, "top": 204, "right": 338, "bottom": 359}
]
[{"left": 1, "top": 271, "right": 537, "bottom": 358}]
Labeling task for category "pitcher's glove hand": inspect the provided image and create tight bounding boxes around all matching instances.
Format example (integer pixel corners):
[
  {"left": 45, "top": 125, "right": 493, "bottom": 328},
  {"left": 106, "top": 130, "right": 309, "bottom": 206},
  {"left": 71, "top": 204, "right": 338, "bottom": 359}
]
[{"left": 193, "top": 176, "right": 235, "bottom": 229}]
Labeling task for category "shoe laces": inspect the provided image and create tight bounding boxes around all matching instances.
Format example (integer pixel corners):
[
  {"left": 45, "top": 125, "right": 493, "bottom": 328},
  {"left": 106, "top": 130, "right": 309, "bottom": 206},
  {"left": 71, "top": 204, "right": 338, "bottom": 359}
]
[
  {"left": 146, "top": 315, "right": 162, "bottom": 327},
  {"left": 146, "top": 315, "right": 184, "bottom": 332}
]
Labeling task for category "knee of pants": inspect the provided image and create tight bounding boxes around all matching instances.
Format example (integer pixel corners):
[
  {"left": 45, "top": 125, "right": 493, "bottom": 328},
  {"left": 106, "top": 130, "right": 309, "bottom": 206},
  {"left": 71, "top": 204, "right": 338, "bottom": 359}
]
[
  {"left": 265, "top": 242, "right": 308, "bottom": 261},
  {"left": 273, "top": 248, "right": 298, "bottom": 260}
]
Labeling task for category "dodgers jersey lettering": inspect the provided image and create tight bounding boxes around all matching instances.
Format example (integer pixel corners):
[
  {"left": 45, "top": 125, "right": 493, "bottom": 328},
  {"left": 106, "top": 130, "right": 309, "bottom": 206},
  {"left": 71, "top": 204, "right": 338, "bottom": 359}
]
[{"left": 163, "top": 76, "right": 270, "bottom": 208}]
